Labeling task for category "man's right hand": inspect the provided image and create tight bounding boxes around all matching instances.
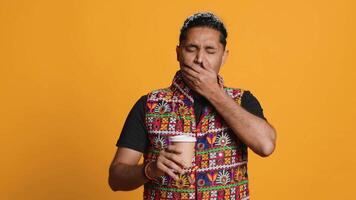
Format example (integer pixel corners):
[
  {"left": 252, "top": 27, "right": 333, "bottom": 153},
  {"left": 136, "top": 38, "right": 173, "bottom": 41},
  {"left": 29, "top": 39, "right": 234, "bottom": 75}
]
[{"left": 148, "top": 145, "right": 188, "bottom": 181}]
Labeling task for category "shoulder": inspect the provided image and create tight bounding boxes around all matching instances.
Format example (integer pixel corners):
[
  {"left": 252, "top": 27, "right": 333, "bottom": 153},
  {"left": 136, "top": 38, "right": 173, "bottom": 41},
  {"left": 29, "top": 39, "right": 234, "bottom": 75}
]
[
  {"left": 127, "top": 94, "right": 147, "bottom": 116},
  {"left": 146, "top": 87, "right": 173, "bottom": 100},
  {"left": 134, "top": 94, "right": 147, "bottom": 107},
  {"left": 240, "top": 90, "right": 261, "bottom": 106},
  {"left": 239, "top": 89, "right": 267, "bottom": 120}
]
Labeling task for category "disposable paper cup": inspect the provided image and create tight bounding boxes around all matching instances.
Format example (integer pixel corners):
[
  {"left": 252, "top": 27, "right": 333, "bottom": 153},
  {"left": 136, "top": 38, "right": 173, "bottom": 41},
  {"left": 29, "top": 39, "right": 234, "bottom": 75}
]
[{"left": 169, "top": 135, "right": 196, "bottom": 168}]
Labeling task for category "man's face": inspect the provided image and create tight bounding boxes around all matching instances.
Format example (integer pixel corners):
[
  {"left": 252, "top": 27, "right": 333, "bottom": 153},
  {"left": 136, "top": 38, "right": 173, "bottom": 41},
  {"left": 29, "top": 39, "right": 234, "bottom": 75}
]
[{"left": 176, "top": 27, "right": 228, "bottom": 74}]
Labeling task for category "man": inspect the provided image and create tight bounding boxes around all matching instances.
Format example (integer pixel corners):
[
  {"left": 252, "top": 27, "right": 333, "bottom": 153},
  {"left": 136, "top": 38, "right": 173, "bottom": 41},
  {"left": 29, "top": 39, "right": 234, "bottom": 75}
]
[{"left": 109, "top": 12, "right": 276, "bottom": 199}]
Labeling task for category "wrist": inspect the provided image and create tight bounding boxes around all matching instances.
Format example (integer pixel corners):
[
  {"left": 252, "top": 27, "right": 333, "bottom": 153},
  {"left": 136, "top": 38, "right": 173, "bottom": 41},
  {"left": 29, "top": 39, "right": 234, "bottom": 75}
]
[
  {"left": 144, "top": 161, "right": 160, "bottom": 182},
  {"left": 148, "top": 160, "right": 164, "bottom": 178},
  {"left": 205, "top": 85, "right": 226, "bottom": 102}
]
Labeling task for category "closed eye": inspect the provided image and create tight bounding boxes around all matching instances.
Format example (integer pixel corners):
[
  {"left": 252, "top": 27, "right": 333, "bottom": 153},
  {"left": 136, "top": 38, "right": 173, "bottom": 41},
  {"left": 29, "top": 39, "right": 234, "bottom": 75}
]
[
  {"left": 206, "top": 48, "right": 217, "bottom": 54},
  {"left": 185, "top": 46, "right": 197, "bottom": 52},
  {"left": 207, "top": 50, "right": 216, "bottom": 54}
]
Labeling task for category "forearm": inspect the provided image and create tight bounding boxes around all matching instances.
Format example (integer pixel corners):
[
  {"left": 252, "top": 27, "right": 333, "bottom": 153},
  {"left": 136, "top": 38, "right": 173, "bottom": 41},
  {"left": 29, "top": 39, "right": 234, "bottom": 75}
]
[
  {"left": 207, "top": 89, "right": 276, "bottom": 157},
  {"left": 109, "top": 162, "right": 149, "bottom": 191}
]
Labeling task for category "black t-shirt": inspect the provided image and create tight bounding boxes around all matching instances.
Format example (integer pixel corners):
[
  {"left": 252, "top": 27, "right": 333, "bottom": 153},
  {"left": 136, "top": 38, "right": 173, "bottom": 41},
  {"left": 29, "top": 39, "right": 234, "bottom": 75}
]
[{"left": 116, "top": 90, "right": 267, "bottom": 153}]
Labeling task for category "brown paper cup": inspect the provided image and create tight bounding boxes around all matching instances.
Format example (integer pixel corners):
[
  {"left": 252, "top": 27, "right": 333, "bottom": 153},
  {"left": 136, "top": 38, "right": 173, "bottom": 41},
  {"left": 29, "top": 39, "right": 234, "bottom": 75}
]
[{"left": 169, "top": 135, "right": 196, "bottom": 168}]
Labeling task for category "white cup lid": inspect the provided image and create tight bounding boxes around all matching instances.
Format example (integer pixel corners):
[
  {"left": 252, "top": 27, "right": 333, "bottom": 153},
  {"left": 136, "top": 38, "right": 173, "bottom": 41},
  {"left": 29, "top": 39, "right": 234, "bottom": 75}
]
[{"left": 169, "top": 135, "right": 197, "bottom": 142}]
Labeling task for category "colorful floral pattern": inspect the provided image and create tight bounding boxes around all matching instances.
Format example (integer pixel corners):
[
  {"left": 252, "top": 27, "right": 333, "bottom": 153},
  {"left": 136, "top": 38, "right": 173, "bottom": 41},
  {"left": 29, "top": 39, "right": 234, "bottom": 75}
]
[{"left": 143, "top": 70, "right": 250, "bottom": 200}]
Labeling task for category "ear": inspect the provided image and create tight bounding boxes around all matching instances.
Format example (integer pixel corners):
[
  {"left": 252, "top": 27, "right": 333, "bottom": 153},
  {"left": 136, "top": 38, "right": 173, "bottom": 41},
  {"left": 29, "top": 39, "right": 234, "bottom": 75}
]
[
  {"left": 176, "top": 45, "right": 180, "bottom": 62},
  {"left": 221, "top": 48, "right": 229, "bottom": 66}
]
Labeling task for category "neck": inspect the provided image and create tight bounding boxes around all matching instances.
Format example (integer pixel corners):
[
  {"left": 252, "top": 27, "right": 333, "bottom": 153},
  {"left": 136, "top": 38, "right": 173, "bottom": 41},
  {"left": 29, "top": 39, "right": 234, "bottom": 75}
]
[
  {"left": 191, "top": 89, "right": 203, "bottom": 100},
  {"left": 181, "top": 77, "right": 203, "bottom": 100}
]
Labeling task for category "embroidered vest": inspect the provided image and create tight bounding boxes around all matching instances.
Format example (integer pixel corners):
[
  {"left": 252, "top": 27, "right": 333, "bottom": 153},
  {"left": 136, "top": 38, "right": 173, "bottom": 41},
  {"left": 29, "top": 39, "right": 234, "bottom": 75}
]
[{"left": 143, "top": 70, "right": 250, "bottom": 200}]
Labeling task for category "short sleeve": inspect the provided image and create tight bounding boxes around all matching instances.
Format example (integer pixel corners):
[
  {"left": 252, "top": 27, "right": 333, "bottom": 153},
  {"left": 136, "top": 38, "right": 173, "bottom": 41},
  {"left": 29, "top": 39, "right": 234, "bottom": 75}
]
[
  {"left": 116, "top": 95, "right": 149, "bottom": 153},
  {"left": 241, "top": 90, "right": 267, "bottom": 121}
]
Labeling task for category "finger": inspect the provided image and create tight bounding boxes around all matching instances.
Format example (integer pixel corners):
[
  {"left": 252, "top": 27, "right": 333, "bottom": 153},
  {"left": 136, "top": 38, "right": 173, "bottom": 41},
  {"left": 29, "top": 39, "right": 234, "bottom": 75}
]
[
  {"left": 160, "top": 149, "right": 187, "bottom": 168},
  {"left": 181, "top": 62, "right": 198, "bottom": 73},
  {"left": 183, "top": 62, "right": 204, "bottom": 74},
  {"left": 164, "top": 151, "right": 188, "bottom": 169},
  {"left": 190, "top": 63, "right": 205, "bottom": 74},
  {"left": 156, "top": 161, "right": 179, "bottom": 180},
  {"left": 182, "top": 75, "right": 195, "bottom": 88},
  {"left": 185, "top": 76, "right": 201, "bottom": 88},
  {"left": 182, "top": 70, "right": 197, "bottom": 83},
  {"left": 161, "top": 156, "right": 184, "bottom": 174},
  {"left": 163, "top": 151, "right": 185, "bottom": 166},
  {"left": 201, "top": 59, "right": 213, "bottom": 72},
  {"left": 217, "top": 74, "right": 224, "bottom": 87},
  {"left": 158, "top": 153, "right": 183, "bottom": 177},
  {"left": 181, "top": 64, "right": 199, "bottom": 77},
  {"left": 166, "top": 145, "right": 183, "bottom": 154}
]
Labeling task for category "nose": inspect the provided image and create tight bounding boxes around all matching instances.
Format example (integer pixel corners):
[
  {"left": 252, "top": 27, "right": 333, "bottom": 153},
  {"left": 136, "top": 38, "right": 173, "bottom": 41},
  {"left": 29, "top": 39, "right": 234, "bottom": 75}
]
[{"left": 193, "top": 50, "right": 204, "bottom": 66}]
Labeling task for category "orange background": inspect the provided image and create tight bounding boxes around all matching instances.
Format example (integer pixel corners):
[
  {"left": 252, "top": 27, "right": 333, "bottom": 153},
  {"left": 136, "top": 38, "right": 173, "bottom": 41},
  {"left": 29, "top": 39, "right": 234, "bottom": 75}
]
[{"left": 1, "top": 0, "right": 355, "bottom": 199}]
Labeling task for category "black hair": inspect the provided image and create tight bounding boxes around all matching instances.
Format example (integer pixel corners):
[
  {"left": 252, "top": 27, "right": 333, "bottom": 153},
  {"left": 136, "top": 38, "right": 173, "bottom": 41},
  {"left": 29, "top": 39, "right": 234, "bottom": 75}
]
[{"left": 179, "top": 12, "right": 228, "bottom": 48}]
